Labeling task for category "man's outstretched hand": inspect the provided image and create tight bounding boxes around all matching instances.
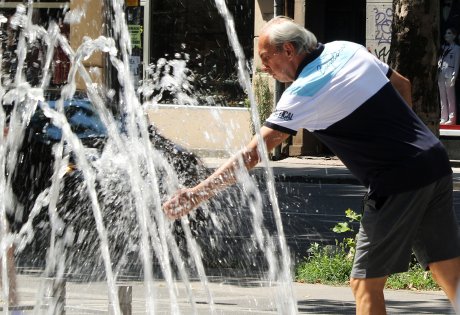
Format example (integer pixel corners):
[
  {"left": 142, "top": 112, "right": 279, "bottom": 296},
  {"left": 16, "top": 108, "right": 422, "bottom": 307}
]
[
  {"left": 162, "top": 127, "right": 287, "bottom": 220},
  {"left": 162, "top": 188, "right": 202, "bottom": 220}
]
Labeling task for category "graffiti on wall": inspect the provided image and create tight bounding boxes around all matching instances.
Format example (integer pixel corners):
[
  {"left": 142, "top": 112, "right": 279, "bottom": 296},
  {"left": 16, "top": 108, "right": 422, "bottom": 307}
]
[
  {"left": 373, "top": 7, "right": 392, "bottom": 60},
  {"left": 366, "top": 3, "right": 393, "bottom": 62}
]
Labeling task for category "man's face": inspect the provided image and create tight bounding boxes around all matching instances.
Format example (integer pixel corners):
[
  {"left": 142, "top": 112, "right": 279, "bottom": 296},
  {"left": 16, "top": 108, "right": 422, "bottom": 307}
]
[{"left": 258, "top": 33, "right": 296, "bottom": 82}]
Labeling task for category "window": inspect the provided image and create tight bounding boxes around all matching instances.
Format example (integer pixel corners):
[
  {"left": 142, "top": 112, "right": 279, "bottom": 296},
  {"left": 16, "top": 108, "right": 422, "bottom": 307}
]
[{"left": 0, "top": 2, "right": 70, "bottom": 99}]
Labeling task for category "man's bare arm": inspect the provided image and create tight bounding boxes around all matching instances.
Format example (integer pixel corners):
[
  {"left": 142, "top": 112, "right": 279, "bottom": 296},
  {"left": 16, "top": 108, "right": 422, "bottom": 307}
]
[
  {"left": 389, "top": 70, "right": 412, "bottom": 107},
  {"left": 162, "top": 126, "right": 290, "bottom": 219}
]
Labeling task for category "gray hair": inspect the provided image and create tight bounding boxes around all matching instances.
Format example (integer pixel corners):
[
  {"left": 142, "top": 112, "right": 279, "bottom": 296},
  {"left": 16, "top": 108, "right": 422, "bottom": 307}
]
[{"left": 262, "top": 16, "right": 317, "bottom": 53}]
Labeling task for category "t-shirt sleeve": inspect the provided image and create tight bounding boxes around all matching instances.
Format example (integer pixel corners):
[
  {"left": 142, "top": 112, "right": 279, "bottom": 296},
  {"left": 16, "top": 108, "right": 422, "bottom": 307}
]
[
  {"left": 263, "top": 91, "right": 320, "bottom": 135},
  {"left": 368, "top": 51, "right": 390, "bottom": 77},
  {"left": 263, "top": 90, "right": 303, "bottom": 135},
  {"left": 386, "top": 67, "right": 393, "bottom": 78},
  {"left": 263, "top": 121, "right": 298, "bottom": 135}
]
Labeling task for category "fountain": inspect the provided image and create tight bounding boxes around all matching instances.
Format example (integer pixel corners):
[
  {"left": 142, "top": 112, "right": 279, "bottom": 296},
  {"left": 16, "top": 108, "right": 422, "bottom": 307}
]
[{"left": 0, "top": 0, "right": 298, "bottom": 313}]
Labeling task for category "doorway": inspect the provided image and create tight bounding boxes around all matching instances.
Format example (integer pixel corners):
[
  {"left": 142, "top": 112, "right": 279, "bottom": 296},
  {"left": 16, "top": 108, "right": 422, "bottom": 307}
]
[{"left": 305, "top": 0, "right": 366, "bottom": 45}]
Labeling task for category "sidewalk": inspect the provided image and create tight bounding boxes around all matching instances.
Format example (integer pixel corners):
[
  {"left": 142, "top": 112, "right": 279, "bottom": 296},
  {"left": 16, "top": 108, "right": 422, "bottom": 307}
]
[
  {"left": 10, "top": 273, "right": 455, "bottom": 314},
  {"left": 7, "top": 156, "right": 457, "bottom": 314}
]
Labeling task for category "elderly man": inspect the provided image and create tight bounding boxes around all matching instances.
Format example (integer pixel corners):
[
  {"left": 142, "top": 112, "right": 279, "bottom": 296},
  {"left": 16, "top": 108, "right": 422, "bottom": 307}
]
[{"left": 163, "top": 16, "right": 460, "bottom": 314}]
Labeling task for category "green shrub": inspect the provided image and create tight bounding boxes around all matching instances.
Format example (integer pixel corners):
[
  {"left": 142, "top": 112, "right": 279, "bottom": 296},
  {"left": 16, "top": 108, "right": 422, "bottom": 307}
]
[
  {"left": 249, "top": 73, "right": 273, "bottom": 134},
  {"left": 386, "top": 265, "right": 439, "bottom": 290},
  {"left": 296, "top": 242, "right": 353, "bottom": 285},
  {"left": 331, "top": 208, "right": 361, "bottom": 257},
  {"left": 295, "top": 209, "right": 441, "bottom": 291}
]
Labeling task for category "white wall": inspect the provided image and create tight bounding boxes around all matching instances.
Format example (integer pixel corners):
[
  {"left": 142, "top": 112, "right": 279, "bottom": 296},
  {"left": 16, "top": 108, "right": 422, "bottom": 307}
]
[
  {"left": 366, "top": 0, "right": 393, "bottom": 62},
  {"left": 147, "top": 105, "right": 252, "bottom": 157}
]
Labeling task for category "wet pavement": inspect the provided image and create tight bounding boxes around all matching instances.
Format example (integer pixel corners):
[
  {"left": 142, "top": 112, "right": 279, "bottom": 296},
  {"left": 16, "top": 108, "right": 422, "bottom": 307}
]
[
  {"left": 6, "top": 156, "right": 459, "bottom": 314},
  {"left": 7, "top": 272, "right": 454, "bottom": 314}
]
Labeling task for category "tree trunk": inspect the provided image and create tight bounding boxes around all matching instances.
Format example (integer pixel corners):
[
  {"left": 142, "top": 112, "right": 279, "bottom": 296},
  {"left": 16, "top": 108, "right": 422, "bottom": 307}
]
[{"left": 388, "top": 0, "right": 440, "bottom": 135}]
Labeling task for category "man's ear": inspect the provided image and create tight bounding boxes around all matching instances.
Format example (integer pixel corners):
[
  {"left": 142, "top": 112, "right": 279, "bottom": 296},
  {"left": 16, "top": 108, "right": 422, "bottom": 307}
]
[{"left": 283, "top": 42, "right": 296, "bottom": 58}]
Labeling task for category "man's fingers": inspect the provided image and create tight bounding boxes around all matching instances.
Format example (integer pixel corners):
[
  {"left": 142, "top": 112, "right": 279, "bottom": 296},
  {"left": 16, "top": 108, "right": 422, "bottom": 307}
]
[
  {"left": 164, "top": 204, "right": 188, "bottom": 220},
  {"left": 163, "top": 199, "right": 185, "bottom": 220},
  {"left": 162, "top": 190, "right": 195, "bottom": 220}
]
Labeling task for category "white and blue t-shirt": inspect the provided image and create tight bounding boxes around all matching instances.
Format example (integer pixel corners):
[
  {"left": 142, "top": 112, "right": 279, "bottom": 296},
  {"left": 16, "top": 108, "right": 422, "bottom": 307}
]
[{"left": 264, "top": 41, "right": 452, "bottom": 196}]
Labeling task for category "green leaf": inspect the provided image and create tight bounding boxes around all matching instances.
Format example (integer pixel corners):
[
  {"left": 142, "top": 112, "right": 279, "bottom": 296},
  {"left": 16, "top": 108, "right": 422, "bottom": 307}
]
[
  {"left": 332, "top": 222, "right": 350, "bottom": 233},
  {"left": 345, "top": 208, "right": 362, "bottom": 222}
]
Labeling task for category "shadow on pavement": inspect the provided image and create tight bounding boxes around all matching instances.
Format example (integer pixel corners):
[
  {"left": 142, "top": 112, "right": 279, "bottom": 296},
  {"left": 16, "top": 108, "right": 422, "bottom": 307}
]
[
  {"left": 297, "top": 299, "right": 355, "bottom": 314},
  {"left": 297, "top": 297, "right": 454, "bottom": 314}
]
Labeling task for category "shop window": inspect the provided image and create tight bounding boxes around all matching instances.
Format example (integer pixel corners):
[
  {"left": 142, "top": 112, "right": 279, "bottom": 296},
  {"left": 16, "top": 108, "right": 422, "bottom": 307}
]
[
  {"left": 147, "top": 0, "right": 254, "bottom": 107},
  {"left": 0, "top": 4, "right": 70, "bottom": 99}
]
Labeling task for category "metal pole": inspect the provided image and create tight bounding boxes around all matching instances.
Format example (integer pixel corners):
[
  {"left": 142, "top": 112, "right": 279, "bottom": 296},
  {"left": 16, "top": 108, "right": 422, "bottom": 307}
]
[
  {"left": 44, "top": 278, "right": 66, "bottom": 315},
  {"left": 142, "top": 0, "right": 151, "bottom": 83},
  {"left": 109, "top": 285, "right": 132, "bottom": 315}
]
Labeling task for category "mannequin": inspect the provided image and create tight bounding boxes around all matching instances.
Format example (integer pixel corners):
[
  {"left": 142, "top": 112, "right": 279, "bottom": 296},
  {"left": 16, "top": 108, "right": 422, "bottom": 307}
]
[{"left": 438, "top": 27, "right": 460, "bottom": 125}]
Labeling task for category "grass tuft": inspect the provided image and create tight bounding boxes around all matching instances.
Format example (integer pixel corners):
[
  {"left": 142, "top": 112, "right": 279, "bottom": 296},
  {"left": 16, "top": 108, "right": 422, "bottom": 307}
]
[{"left": 295, "top": 242, "right": 440, "bottom": 291}]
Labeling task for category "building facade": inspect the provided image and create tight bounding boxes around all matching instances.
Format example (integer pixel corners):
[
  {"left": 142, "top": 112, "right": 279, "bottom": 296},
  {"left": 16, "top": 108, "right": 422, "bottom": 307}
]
[{"left": 1, "top": 0, "right": 457, "bottom": 157}]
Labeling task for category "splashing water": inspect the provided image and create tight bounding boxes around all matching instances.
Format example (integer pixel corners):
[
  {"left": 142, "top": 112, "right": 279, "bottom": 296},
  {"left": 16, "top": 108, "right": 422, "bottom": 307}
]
[
  {"left": 212, "top": 0, "right": 298, "bottom": 313},
  {"left": 0, "top": 0, "right": 298, "bottom": 314}
]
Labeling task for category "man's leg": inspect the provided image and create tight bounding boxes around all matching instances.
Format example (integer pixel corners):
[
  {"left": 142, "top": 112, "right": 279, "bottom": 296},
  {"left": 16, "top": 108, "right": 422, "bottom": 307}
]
[
  {"left": 429, "top": 256, "right": 460, "bottom": 308},
  {"left": 350, "top": 276, "right": 387, "bottom": 315}
]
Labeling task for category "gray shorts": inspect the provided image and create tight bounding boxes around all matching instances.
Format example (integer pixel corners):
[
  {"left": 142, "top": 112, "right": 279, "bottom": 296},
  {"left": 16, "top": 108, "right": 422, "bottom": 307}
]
[{"left": 351, "top": 174, "right": 460, "bottom": 278}]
